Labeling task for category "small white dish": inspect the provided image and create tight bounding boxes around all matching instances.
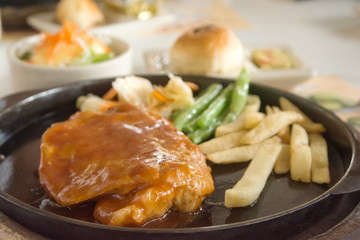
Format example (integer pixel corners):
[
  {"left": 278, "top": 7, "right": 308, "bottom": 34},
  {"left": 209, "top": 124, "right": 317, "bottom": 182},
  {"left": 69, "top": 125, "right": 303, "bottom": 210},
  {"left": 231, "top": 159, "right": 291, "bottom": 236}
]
[
  {"left": 8, "top": 34, "right": 132, "bottom": 92},
  {"left": 243, "top": 45, "right": 316, "bottom": 89},
  {"left": 26, "top": 11, "right": 176, "bottom": 35},
  {"left": 144, "top": 45, "right": 315, "bottom": 90}
]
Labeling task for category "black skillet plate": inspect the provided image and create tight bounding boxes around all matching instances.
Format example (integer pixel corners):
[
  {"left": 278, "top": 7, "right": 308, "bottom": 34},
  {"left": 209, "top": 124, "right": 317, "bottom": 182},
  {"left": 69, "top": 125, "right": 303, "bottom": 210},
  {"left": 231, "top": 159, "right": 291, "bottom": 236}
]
[{"left": 0, "top": 75, "right": 360, "bottom": 240}]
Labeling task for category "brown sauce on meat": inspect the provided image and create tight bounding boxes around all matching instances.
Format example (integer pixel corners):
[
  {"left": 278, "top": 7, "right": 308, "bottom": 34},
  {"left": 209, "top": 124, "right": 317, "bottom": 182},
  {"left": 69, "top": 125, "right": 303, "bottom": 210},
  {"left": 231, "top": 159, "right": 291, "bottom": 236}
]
[
  {"left": 38, "top": 104, "right": 214, "bottom": 227},
  {"left": 34, "top": 195, "right": 213, "bottom": 228}
]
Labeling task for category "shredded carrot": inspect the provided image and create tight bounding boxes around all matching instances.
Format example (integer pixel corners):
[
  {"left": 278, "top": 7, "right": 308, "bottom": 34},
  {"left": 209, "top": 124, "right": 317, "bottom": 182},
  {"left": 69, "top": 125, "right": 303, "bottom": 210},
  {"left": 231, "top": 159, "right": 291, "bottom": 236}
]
[
  {"left": 153, "top": 89, "right": 172, "bottom": 102},
  {"left": 100, "top": 101, "right": 119, "bottom": 111},
  {"left": 102, "top": 87, "right": 117, "bottom": 100},
  {"left": 185, "top": 81, "right": 199, "bottom": 91},
  {"left": 31, "top": 21, "right": 112, "bottom": 66}
]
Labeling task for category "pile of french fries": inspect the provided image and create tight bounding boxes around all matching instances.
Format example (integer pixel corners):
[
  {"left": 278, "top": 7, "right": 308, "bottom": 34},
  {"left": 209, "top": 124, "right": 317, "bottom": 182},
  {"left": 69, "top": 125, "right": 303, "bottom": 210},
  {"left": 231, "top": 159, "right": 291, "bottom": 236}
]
[{"left": 199, "top": 96, "right": 331, "bottom": 208}]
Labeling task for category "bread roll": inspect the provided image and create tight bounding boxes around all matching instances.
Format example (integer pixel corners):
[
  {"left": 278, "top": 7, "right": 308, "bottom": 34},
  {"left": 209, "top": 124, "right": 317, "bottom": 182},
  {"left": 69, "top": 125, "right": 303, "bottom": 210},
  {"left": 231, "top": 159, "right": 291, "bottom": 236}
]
[
  {"left": 56, "top": 0, "right": 104, "bottom": 29},
  {"left": 170, "top": 24, "right": 244, "bottom": 75}
]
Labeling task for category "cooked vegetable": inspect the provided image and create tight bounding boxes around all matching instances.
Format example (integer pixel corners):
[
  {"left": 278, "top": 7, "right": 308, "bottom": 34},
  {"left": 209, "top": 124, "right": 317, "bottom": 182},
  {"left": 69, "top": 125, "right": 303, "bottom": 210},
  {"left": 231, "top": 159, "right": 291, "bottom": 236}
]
[
  {"left": 215, "top": 95, "right": 261, "bottom": 137},
  {"left": 187, "top": 108, "right": 228, "bottom": 144},
  {"left": 183, "top": 85, "right": 232, "bottom": 134},
  {"left": 279, "top": 97, "right": 326, "bottom": 133},
  {"left": 173, "top": 83, "right": 223, "bottom": 131},
  {"left": 149, "top": 74, "right": 194, "bottom": 117},
  {"left": 290, "top": 124, "right": 312, "bottom": 183},
  {"left": 309, "top": 133, "right": 330, "bottom": 184},
  {"left": 273, "top": 144, "right": 290, "bottom": 174},
  {"left": 102, "top": 87, "right": 117, "bottom": 100},
  {"left": 198, "top": 130, "right": 247, "bottom": 155},
  {"left": 244, "top": 112, "right": 265, "bottom": 129},
  {"left": 196, "top": 84, "right": 234, "bottom": 128},
  {"left": 112, "top": 75, "right": 154, "bottom": 107},
  {"left": 265, "top": 105, "right": 291, "bottom": 143},
  {"left": 183, "top": 116, "right": 201, "bottom": 134},
  {"left": 224, "top": 142, "right": 282, "bottom": 207},
  {"left": 76, "top": 94, "right": 115, "bottom": 112},
  {"left": 223, "top": 68, "right": 250, "bottom": 123},
  {"left": 207, "top": 136, "right": 281, "bottom": 164},
  {"left": 238, "top": 111, "right": 304, "bottom": 145}
]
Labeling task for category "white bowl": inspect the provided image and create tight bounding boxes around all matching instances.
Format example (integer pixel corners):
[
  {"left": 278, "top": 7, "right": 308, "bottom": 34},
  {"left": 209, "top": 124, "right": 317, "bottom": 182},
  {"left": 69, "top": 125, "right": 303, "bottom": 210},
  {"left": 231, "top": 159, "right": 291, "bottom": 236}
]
[{"left": 8, "top": 34, "right": 132, "bottom": 92}]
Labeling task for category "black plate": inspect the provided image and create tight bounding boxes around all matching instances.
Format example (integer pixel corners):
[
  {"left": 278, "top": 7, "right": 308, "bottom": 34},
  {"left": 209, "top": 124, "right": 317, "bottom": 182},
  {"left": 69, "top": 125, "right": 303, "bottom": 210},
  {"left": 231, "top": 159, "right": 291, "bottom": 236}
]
[{"left": 0, "top": 75, "right": 360, "bottom": 240}]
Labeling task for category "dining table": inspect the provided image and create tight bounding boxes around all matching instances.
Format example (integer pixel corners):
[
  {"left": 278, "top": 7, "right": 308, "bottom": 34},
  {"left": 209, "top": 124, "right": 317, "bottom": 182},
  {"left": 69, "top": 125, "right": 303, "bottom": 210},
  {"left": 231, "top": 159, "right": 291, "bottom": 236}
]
[{"left": 0, "top": 0, "right": 360, "bottom": 239}]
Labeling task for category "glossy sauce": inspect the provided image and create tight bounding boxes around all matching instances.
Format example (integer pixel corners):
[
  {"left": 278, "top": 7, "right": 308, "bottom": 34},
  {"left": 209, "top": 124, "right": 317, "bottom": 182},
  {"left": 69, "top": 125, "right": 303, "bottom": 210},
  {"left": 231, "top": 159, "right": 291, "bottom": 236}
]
[
  {"left": 39, "top": 103, "right": 214, "bottom": 227},
  {"left": 35, "top": 195, "right": 213, "bottom": 228}
]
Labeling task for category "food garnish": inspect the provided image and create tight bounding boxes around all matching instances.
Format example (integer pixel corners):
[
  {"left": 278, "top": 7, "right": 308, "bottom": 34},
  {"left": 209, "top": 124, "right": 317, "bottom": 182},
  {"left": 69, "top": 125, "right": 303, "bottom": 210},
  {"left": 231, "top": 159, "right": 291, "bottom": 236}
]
[
  {"left": 252, "top": 48, "right": 293, "bottom": 70},
  {"left": 78, "top": 74, "right": 195, "bottom": 118},
  {"left": 23, "top": 22, "right": 114, "bottom": 67}
]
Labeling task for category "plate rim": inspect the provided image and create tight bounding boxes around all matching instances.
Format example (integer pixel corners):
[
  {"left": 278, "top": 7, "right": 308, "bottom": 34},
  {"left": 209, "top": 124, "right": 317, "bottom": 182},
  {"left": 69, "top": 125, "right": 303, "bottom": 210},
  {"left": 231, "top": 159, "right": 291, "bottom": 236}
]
[{"left": 0, "top": 75, "right": 357, "bottom": 233}]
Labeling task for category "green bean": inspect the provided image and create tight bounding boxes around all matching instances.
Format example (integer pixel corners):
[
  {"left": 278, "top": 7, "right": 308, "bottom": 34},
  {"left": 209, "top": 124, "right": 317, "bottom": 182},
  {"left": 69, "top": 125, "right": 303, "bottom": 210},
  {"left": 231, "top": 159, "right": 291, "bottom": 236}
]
[
  {"left": 183, "top": 116, "right": 200, "bottom": 134},
  {"left": 188, "top": 109, "right": 228, "bottom": 144},
  {"left": 196, "top": 84, "right": 234, "bottom": 128},
  {"left": 223, "top": 68, "right": 250, "bottom": 123},
  {"left": 173, "top": 83, "right": 223, "bottom": 130}
]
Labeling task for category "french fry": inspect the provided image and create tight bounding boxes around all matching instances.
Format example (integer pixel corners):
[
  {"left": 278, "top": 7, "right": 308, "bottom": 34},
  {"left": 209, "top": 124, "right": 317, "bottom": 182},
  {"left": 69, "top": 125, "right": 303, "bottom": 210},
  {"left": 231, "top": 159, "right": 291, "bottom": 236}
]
[
  {"left": 290, "top": 124, "right": 312, "bottom": 183},
  {"left": 215, "top": 115, "right": 247, "bottom": 137},
  {"left": 215, "top": 95, "right": 261, "bottom": 137},
  {"left": 224, "top": 142, "right": 282, "bottom": 207},
  {"left": 274, "top": 144, "right": 290, "bottom": 174},
  {"left": 309, "top": 133, "right": 330, "bottom": 184},
  {"left": 277, "top": 125, "right": 291, "bottom": 144},
  {"left": 279, "top": 97, "right": 326, "bottom": 133},
  {"left": 265, "top": 105, "right": 274, "bottom": 115},
  {"left": 291, "top": 123, "right": 308, "bottom": 145},
  {"left": 267, "top": 106, "right": 291, "bottom": 143},
  {"left": 244, "top": 95, "right": 261, "bottom": 114},
  {"left": 207, "top": 136, "right": 281, "bottom": 164},
  {"left": 198, "top": 130, "right": 247, "bottom": 155},
  {"left": 238, "top": 111, "right": 304, "bottom": 145},
  {"left": 244, "top": 112, "right": 265, "bottom": 129},
  {"left": 272, "top": 106, "right": 281, "bottom": 113}
]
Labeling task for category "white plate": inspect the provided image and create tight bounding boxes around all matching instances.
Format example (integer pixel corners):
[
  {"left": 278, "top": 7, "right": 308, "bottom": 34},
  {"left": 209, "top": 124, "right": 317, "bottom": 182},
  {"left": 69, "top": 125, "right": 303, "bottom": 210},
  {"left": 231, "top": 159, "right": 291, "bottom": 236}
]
[
  {"left": 26, "top": 11, "right": 176, "bottom": 36},
  {"left": 144, "top": 45, "right": 316, "bottom": 90}
]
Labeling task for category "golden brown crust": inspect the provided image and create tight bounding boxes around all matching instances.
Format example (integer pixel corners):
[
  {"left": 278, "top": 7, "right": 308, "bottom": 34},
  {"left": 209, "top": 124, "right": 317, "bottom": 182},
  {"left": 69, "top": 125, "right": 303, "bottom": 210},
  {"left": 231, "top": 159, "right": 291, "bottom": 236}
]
[
  {"left": 170, "top": 24, "right": 244, "bottom": 75},
  {"left": 55, "top": 0, "right": 104, "bottom": 28}
]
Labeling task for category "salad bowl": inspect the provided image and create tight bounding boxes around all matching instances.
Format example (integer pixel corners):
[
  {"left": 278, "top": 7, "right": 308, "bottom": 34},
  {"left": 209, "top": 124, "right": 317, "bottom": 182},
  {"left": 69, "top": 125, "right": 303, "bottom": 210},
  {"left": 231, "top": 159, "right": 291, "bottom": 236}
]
[{"left": 7, "top": 33, "right": 132, "bottom": 92}]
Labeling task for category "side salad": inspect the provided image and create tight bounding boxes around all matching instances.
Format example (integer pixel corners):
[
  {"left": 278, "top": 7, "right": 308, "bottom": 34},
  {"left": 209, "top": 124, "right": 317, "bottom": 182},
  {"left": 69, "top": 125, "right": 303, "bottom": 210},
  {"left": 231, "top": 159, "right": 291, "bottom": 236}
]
[{"left": 21, "top": 22, "right": 114, "bottom": 67}]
